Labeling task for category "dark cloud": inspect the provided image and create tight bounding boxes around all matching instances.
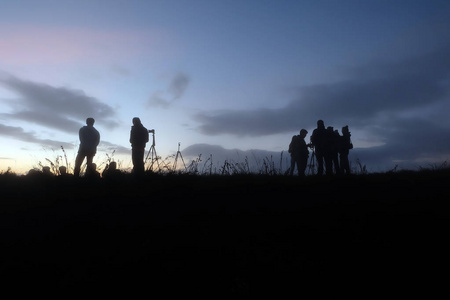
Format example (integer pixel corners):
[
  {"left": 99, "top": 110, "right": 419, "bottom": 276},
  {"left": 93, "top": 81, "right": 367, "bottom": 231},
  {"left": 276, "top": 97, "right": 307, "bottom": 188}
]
[
  {"left": 195, "top": 47, "right": 450, "bottom": 136},
  {"left": 98, "top": 141, "right": 130, "bottom": 155},
  {"left": 168, "top": 73, "right": 190, "bottom": 100},
  {"left": 148, "top": 72, "right": 190, "bottom": 108},
  {"left": 148, "top": 91, "right": 171, "bottom": 109},
  {"left": 0, "top": 123, "right": 131, "bottom": 157},
  {"left": 328, "top": 116, "right": 450, "bottom": 172},
  {"left": 193, "top": 45, "right": 450, "bottom": 170},
  {"left": 0, "top": 74, "right": 119, "bottom": 133},
  {"left": 1, "top": 111, "right": 82, "bottom": 133},
  {"left": 0, "top": 123, "right": 74, "bottom": 149}
]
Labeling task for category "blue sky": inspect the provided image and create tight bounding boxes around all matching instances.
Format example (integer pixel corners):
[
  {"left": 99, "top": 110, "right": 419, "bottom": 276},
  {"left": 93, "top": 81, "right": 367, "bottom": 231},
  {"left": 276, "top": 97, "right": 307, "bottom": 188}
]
[{"left": 1, "top": 0, "right": 450, "bottom": 173}]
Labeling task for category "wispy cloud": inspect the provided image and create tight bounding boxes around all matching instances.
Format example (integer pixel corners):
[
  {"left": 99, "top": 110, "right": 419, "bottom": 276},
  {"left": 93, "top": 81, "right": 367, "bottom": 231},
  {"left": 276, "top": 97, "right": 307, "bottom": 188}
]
[
  {"left": 0, "top": 123, "right": 74, "bottom": 149},
  {"left": 195, "top": 46, "right": 450, "bottom": 136},
  {"left": 148, "top": 72, "right": 190, "bottom": 108},
  {"left": 0, "top": 122, "right": 132, "bottom": 157},
  {"left": 98, "top": 141, "right": 130, "bottom": 156},
  {"left": 0, "top": 74, "right": 119, "bottom": 133}
]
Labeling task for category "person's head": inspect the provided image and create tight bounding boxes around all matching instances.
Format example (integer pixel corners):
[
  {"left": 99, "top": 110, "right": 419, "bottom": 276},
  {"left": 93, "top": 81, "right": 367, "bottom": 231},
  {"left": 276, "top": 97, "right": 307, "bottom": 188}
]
[
  {"left": 86, "top": 118, "right": 95, "bottom": 126},
  {"left": 109, "top": 161, "right": 117, "bottom": 170},
  {"left": 132, "top": 117, "right": 141, "bottom": 126},
  {"left": 87, "top": 163, "right": 97, "bottom": 173},
  {"left": 317, "top": 120, "right": 325, "bottom": 129},
  {"left": 59, "top": 166, "right": 67, "bottom": 175},
  {"left": 342, "top": 125, "right": 349, "bottom": 134},
  {"left": 42, "top": 166, "right": 52, "bottom": 174},
  {"left": 327, "top": 126, "right": 333, "bottom": 132},
  {"left": 300, "top": 129, "right": 308, "bottom": 138}
]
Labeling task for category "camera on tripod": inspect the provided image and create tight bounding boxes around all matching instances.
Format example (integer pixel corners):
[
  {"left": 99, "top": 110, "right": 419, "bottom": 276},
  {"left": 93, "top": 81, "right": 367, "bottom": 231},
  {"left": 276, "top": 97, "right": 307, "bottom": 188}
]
[
  {"left": 307, "top": 142, "right": 314, "bottom": 149},
  {"left": 148, "top": 129, "right": 155, "bottom": 134}
]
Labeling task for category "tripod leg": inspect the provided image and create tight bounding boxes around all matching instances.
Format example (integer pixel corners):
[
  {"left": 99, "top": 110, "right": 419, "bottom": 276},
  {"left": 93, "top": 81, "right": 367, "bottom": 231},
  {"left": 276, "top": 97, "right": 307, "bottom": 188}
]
[
  {"left": 173, "top": 151, "right": 186, "bottom": 170},
  {"left": 173, "top": 152, "right": 179, "bottom": 170},
  {"left": 179, "top": 152, "right": 186, "bottom": 169},
  {"left": 307, "top": 151, "right": 316, "bottom": 175}
]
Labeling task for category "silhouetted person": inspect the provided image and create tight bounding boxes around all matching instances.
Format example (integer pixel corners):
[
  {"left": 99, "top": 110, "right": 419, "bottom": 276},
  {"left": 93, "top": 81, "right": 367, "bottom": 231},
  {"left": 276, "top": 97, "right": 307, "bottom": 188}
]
[
  {"left": 59, "top": 166, "right": 67, "bottom": 176},
  {"left": 333, "top": 129, "right": 343, "bottom": 174},
  {"left": 130, "top": 117, "right": 149, "bottom": 176},
  {"left": 58, "top": 166, "right": 73, "bottom": 177},
  {"left": 85, "top": 163, "right": 100, "bottom": 179},
  {"left": 74, "top": 118, "right": 100, "bottom": 177},
  {"left": 339, "top": 125, "right": 353, "bottom": 175},
  {"left": 327, "top": 127, "right": 341, "bottom": 175},
  {"left": 42, "top": 166, "right": 53, "bottom": 176},
  {"left": 56, "top": 166, "right": 73, "bottom": 184},
  {"left": 27, "top": 168, "right": 41, "bottom": 176},
  {"left": 102, "top": 161, "right": 122, "bottom": 179},
  {"left": 288, "top": 129, "right": 309, "bottom": 176},
  {"left": 310, "top": 120, "right": 327, "bottom": 175}
]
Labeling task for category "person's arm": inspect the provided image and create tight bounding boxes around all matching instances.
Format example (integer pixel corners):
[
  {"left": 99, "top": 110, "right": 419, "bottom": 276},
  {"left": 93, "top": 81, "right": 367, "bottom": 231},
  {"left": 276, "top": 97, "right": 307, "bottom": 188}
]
[
  {"left": 129, "top": 128, "right": 134, "bottom": 144},
  {"left": 288, "top": 137, "right": 294, "bottom": 153},
  {"left": 79, "top": 127, "right": 84, "bottom": 144},
  {"left": 96, "top": 129, "right": 100, "bottom": 146}
]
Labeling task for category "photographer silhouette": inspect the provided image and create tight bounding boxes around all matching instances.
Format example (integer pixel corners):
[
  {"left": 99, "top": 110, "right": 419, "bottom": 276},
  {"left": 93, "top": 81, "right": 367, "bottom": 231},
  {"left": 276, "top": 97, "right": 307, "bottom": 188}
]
[
  {"left": 288, "top": 129, "right": 309, "bottom": 176},
  {"left": 130, "top": 117, "right": 149, "bottom": 176}
]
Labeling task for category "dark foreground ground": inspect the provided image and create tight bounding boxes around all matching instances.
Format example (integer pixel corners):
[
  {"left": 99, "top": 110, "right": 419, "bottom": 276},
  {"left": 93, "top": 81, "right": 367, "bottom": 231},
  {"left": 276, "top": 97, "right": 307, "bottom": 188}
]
[{"left": 1, "top": 170, "right": 450, "bottom": 296}]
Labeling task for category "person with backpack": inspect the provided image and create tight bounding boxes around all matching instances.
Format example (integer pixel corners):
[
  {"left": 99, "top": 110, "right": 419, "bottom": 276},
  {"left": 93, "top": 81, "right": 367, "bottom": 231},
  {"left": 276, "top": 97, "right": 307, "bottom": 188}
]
[
  {"left": 129, "top": 117, "right": 149, "bottom": 176},
  {"left": 288, "top": 129, "right": 309, "bottom": 176},
  {"left": 327, "top": 126, "right": 341, "bottom": 175},
  {"left": 310, "top": 120, "right": 328, "bottom": 175},
  {"left": 339, "top": 125, "right": 353, "bottom": 174}
]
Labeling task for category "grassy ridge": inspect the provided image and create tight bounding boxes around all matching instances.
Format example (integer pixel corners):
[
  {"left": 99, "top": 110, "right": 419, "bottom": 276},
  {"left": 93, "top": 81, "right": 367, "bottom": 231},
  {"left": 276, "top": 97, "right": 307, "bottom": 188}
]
[{"left": 1, "top": 170, "right": 449, "bottom": 296}]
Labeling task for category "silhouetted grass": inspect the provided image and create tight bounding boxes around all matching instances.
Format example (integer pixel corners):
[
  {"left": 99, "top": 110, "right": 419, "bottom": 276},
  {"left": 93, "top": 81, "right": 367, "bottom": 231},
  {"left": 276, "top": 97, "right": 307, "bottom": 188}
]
[{"left": 1, "top": 168, "right": 449, "bottom": 296}]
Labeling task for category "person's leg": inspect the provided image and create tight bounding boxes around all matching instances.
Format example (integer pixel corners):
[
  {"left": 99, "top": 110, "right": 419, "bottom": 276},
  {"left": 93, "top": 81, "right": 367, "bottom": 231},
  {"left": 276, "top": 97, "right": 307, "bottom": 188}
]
[
  {"left": 299, "top": 156, "right": 308, "bottom": 177},
  {"left": 295, "top": 160, "right": 301, "bottom": 176},
  {"left": 132, "top": 149, "right": 138, "bottom": 172},
  {"left": 333, "top": 154, "right": 341, "bottom": 174},
  {"left": 342, "top": 154, "right": 350, "bottom": 174},
  {"left": 74, "top": 152, "right": 85, "bottom": 177},
  {"left": 316, "top": 152, "right": 324, "bottom": 175},
  {"left": 325, "top": 154, "right": 333, "bottom": 176},
  {"left": 132, "top": 148, "right": 145, "bottom": 175},
  {"left": 137, "top": 149, "right": 145, "bottom": 173},
  {"left": 289, "top": 156, "right": 295, "bottom": 176}
]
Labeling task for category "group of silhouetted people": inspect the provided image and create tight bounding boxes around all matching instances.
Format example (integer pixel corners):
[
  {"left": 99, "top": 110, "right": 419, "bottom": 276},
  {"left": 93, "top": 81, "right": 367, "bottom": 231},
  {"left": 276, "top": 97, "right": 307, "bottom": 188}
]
[
  {"left": 44, "top": 117, "right": 352, "bottom": 178},
  {"left": 72, "top": 117, "right": 149, "bottom": 178},
  {"left": 288, "top": 120, "right": 353, "bottom": 176}
]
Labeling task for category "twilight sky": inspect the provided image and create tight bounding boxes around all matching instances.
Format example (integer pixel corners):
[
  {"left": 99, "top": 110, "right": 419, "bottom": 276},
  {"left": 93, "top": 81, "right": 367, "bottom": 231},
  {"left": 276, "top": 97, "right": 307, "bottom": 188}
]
[{"left": 1, "top": 0, "right": 450, "bottom": 173}]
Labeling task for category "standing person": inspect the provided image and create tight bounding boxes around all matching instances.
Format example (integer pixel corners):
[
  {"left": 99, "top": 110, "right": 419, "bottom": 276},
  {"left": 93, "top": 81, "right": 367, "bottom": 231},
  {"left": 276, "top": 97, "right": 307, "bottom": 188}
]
[
  {"left": 339, "top": 125, "right": 353, "bottom": 175},
  {"left": 74, "top": 118, "right": 100, "bottom": 177},
  {"left": 130, "top": 117, "right": 149, "bottom": 175},
  {"left": 327, "top": 126, "right": 341, "bottom": 175},
  {"left": 333, "top": 129, "right": 342, "bottom": 174},
  {"left": 310, "top": 120, "right": 327, "bottom": 175},
  {"left": 288, "top": 129, "right": 309, "bottom": 176}
]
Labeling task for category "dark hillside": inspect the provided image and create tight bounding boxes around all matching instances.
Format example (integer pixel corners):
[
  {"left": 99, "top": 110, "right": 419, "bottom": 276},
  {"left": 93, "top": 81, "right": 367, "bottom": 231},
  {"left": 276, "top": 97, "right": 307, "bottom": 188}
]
[{"left": 1, "top": 170, "right": 449, "bottom": 296}]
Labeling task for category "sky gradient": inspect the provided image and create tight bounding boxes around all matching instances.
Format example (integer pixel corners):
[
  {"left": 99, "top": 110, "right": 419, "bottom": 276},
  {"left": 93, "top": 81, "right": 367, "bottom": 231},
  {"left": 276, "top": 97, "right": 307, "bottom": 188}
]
[{"left": 1, "top": 0, "right": 450, "bottom": 173}]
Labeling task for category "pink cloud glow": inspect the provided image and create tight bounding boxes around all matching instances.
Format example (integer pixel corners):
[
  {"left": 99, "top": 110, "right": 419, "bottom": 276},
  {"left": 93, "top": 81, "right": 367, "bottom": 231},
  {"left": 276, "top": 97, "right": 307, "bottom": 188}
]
[{"left": 0, "top": 25, "right": 175, "bottom": 65}]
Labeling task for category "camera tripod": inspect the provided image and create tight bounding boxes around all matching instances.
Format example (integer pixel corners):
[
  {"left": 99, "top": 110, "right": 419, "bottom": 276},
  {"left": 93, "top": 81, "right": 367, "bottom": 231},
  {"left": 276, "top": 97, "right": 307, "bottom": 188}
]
[
  {"left": 144, "top": 129, "right": 160, "bottom": 171},
  {"left": 307, "top": 146, "right": 317, "bottom": 176},
  {"left": 173, "top": 142, "right": 186, "bottom": 170}
]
